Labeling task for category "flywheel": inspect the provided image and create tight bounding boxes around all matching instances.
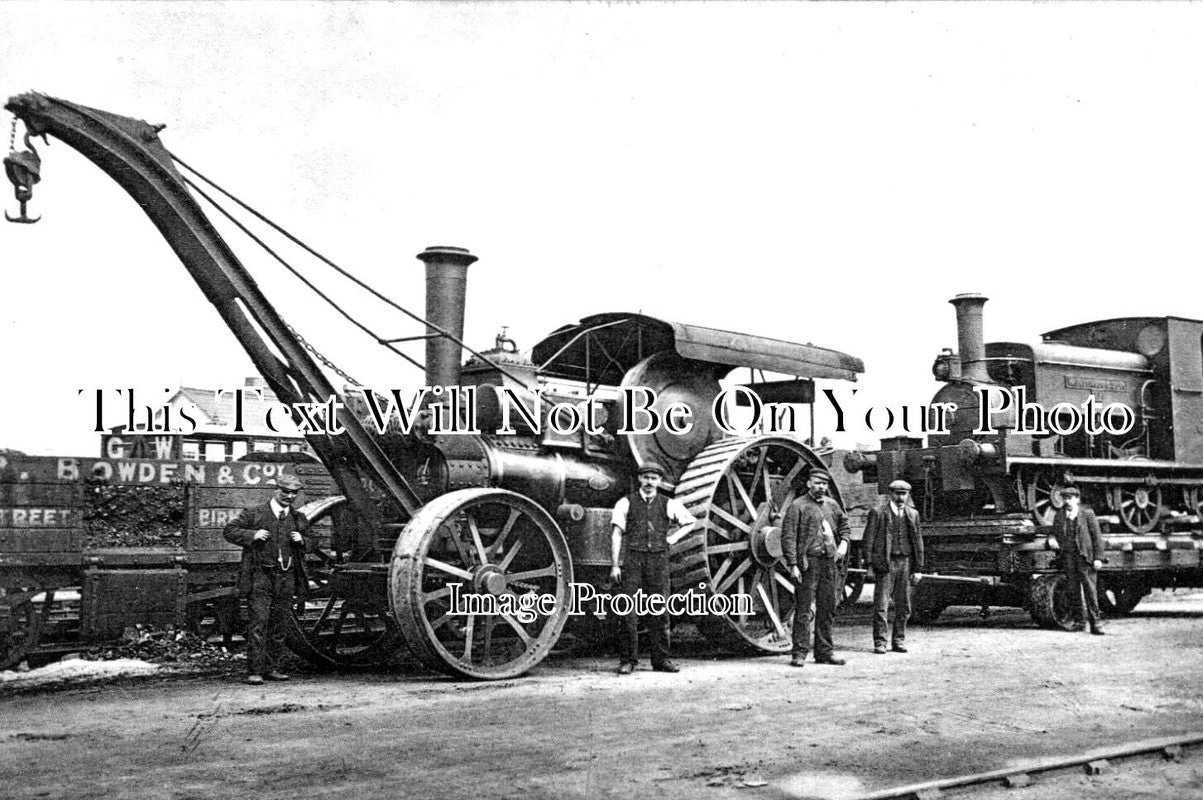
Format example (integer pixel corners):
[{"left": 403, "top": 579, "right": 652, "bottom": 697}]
[{"left": 670, "top": 436, "right": 834, "bottom": 653}]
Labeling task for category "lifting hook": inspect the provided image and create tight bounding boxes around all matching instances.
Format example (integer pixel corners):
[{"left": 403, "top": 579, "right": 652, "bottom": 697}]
[{"left": 4, "top": 132, "right": 45, "bottom": 224}]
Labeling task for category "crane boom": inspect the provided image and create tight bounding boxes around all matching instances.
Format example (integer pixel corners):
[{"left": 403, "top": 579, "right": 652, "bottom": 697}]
[{"left": 4, "top": 92, "right": 422, "bottom": 530}]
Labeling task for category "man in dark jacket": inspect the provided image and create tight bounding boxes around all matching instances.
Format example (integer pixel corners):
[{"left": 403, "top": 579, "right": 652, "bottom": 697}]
[
  {"left": 864, "top": 479, "right": 925, "bottom": 654},
  {"left": 1048, "top": 485, "right": 1106, "bottom": 635},
  {"left": 223, "top": 473, "right": 309, "bottom": 684},
  {"left": 782, "top": 468, "right": 850, "bottom": 667}
]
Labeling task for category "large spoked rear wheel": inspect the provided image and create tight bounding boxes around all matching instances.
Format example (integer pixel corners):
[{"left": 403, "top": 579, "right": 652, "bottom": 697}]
[
  {"left": 390, "top": 489, "right": 573, "bottom": 680},
  {"left": 671, "top": 436, "right": 833, "bottom": 654}
]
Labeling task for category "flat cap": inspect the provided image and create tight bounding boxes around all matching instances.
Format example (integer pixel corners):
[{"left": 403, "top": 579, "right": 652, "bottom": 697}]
[
  {"left": 637, "top": 462, "right": 666, "bottom": 477},
  {"left": 1059, "top": 485, "right": 1081, "bottom": 497},
  {"left": 888, "top": 479, "right": 912, "bottom": 492},
  {"left": 806, "top": 467, "right": 832, "bottom": 482},
  {"left": 277, "top": 473, "right": 304, "bottom": 490}
]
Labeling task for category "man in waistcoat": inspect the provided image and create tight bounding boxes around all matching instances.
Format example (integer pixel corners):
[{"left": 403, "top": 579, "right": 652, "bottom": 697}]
[
  {"left": 1048, "top": 485, "right": 1106, "bottom": 635},
  {"left": 610, "top": 462, "right": 697, "bottom": 675},
  {"left": 782, "top": 468, "right": 851, "bottom": 667},
  {"left": 864, "top": 479, "right": 925, "bottom": 654},
  {"left": 223, "top": 473, "right": 310, "bottom": 684}
]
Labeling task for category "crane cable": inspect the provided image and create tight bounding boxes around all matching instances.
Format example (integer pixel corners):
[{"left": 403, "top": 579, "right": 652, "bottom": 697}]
[{"left": 169, "top": 152, "right": 526, "bottom": 386}]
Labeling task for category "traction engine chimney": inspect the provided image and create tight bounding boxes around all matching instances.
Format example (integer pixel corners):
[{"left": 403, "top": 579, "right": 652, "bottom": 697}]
[
  {"left": 949, "top": 293, "right": 990, "bottom": 384},
  {"left": 416, "top": 246, "right": 478, "bottom": 387}
]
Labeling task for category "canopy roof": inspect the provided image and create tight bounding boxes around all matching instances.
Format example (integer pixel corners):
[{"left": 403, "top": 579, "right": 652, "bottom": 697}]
[{"left": 531, "top": 313, "right": 863, "bottom": 386}]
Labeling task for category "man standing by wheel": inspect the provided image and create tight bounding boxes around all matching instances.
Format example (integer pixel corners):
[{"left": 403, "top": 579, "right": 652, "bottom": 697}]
[
  {"left": 864, "top": 479, "right": 925, "bottom": 654},
  {"left": 224, "top": 473, "right": 310, "bottom": 684},
  {"left": 1048, "top": 485, "right": 1106, "bottom": 636},
  {"left": 782, "top": 468, "right": 851, "bottom": 668},
  {"left": 610, "top": 463, "right": 696, "bottom": 675}
]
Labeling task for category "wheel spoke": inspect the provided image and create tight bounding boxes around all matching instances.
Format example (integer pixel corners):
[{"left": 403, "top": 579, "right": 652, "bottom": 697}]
[
  {"left": 310, "top": 596, "right": 337, "bottom": 637},
  {"left": 773, "top": 460, "right": 806, "bottom": 506},
  {"left": 710, "top": 504, "right": 750, "bottom": 534},
  {"left": 423, "top": 556, "right": 474, "bottom": 581},
  {"left": 747, "top": 447, "right": 768, "bottom": 502},
  {"left": 727, "top": 472, "right": 757, "bottom": 521},
  {"left": 497, "top": 537, "right": 527, "bottom": 572},
  {"left": 707, "top": 541, "right": 750, "bottom": 555},
  {"left": 486, "top": 509, "right": 522, "bottom": 559},
  {"left": 711, "top": 554, "right": 736, "bottom": 589},
  {"left": 772, "top": 569, "right": 795, "bottom": 595},
  {"left": 756, "top": 575, "right": 786, "bottom": 639},
  {"left": 717, "top": 556, "right": 753, "bottom": 595},
  {"left": 499, "top": 613, "right": 534, "bottom": 645},
  {"left": 466, "top": 513, "right": 490, "bottom": 566},
  {"left": 462, "top": 614, "right": 475, "bottom": 662},
  {"left": 444, "top": 520, "right": 474, "bottom": 567},
  {"left": 508, "top": 565, "right": 558, "bottom": 583}
]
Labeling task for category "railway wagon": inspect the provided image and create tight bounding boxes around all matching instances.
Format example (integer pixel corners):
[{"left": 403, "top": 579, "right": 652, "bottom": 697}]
[{"left": 0, "top": 454, "right": 338, "bottom": 669}]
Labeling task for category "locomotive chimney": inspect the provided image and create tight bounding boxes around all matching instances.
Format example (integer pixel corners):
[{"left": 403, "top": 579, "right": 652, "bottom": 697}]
[
  {"left": 949, "top": 293, "right": 990, "bottom": 384},
  {"left": 416, "top": 246, "right": 478, "bottom": 387}
]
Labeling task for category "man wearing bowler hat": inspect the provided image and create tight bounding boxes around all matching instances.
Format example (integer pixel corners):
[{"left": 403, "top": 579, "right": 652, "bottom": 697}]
[
  {"left": 864, "top": 479, "right": 925, "bottom": 654},
  {"left": 610, "top": 462, "right": 696, "bottom": 675},
  {"left": 782, "top": 467, "right": 851, "bottom": 667},
  {"left": 224, "top": 472, "right": 310, "bottom": 685},
  {"left": 1048, "top": 485, "right": 1106, "bottom": 635}
]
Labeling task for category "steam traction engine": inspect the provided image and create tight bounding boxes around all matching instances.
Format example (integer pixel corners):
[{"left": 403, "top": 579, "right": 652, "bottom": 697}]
[
  {"left": 1, "top": 93, "right": 864, "bottom": 678},
  {"left": 846, "top": 294, "right": 1203, "bottom": 627}
]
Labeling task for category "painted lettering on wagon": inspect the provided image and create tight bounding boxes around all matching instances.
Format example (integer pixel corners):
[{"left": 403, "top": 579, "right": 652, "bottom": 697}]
[
  {"left": 55, "top": 459, "right": 290, "bottom": 486},
  {"left": 0, "top": 508, "right": 76, "bottom": 527}
]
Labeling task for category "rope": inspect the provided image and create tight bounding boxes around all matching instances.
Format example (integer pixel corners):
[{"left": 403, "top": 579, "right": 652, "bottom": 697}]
[
  {"left": 170, "top": 153, "right": 526, "bottom": 385},
  {"left": 179, "top": 174, "right": 427, "bottom": 379}
]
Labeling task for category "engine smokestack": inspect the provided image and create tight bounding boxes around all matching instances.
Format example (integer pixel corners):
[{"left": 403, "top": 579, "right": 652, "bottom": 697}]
[
  {"left": 949, "top": 293, "right": 990, "bottom": 384},
  {"left": 416, "top": 246, "right": 478, "bottom": 387}
]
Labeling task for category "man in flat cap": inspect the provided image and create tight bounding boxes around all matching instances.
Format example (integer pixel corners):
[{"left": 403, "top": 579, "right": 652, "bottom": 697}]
[
  {"left": 224, "top": 473, "right": 310, "bottom": 684},
  {"left": 782, "top": 467, "right": 851, "bottom": 667},
  {"left": 610, "top": 462, "right": 697, "bottom": 674},
  {"left": 1048, "top": 485, "right": 1106, "bottom": 635},
  {"left": 864, "top": 479, "right": 925, "bottom": 654}
]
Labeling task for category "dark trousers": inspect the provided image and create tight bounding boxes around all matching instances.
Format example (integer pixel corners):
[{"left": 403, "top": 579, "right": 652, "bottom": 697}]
[
  {"left": 617, "top": 549, "right": 670, "bottom": 666},
  {"left": 873, "top": 556, "right": 912, "bottom": 648},
  {"left": 246, "top": 567, "right": 294, "bottom": 675},
  {"left": 792, "top": 555, "right": 837, "bottom": 659},
  {"left": 1064, "top": 553, "right": 1102, "bottom": 627}
]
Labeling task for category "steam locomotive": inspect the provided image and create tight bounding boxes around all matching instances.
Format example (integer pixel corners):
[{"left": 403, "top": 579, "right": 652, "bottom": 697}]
[{"left": 846, "top": 294, "right": 1203, "bottom": 626}]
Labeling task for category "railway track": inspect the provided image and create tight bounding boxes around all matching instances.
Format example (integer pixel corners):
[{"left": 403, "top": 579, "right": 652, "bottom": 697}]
[{"left": 857, "top": 732, "right": 1203, "bottom": 799}]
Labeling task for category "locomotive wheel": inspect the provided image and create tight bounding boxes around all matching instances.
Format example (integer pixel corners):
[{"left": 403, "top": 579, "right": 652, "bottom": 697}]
[
  {"left": 286, "top": 497, "right": 404, "bottom": 670},
  {"left": 389, "top": 489, "right": 573, "bottom": 680},
  {"left": 1116, "top": 484, "right": 1163, "bottom": 534},
  {"left": 1100, "top": 583, "right": 1148, "bottom": 616},
  {"left": 910, "top": 582, "right": 946, "bottom": 624},
  {"left": 0, "top": 581, "right": 47, "bottom": 671},
  {"left": 670, "top": 436, "right": 831, "bottom": 654},
  {"left": 1028, "top": 573, "right": 1077, "bottom": 630},
  {"left": 1021, "top": 471, "right": 1064, "bottom": 527},
  {"left": 839, "top": 563, "right": 866, "bottom": 608}
]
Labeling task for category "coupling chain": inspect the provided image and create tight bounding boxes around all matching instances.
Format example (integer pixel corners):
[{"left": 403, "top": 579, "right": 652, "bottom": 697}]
[{"left": 283, "top": 319, "right": 362, "bottom": 388}]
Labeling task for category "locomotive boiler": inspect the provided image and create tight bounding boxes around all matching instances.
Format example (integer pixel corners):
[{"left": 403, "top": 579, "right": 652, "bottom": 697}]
[
  {"left": 846, "top": 294, "right": 1203, "bottom": 626},
  {"left": 1, "top": 93, "right": 864, "bottom": 678}
]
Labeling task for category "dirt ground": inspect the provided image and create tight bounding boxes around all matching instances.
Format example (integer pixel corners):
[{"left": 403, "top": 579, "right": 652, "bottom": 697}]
[{"left": 2, "top": 592, "right": 1202, "bottom": 800}]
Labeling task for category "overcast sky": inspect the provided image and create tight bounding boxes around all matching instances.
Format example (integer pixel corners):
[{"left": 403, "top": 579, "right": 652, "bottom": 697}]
[{"left": 1, "top": 2, "right": 1201, "bottom": 457}]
